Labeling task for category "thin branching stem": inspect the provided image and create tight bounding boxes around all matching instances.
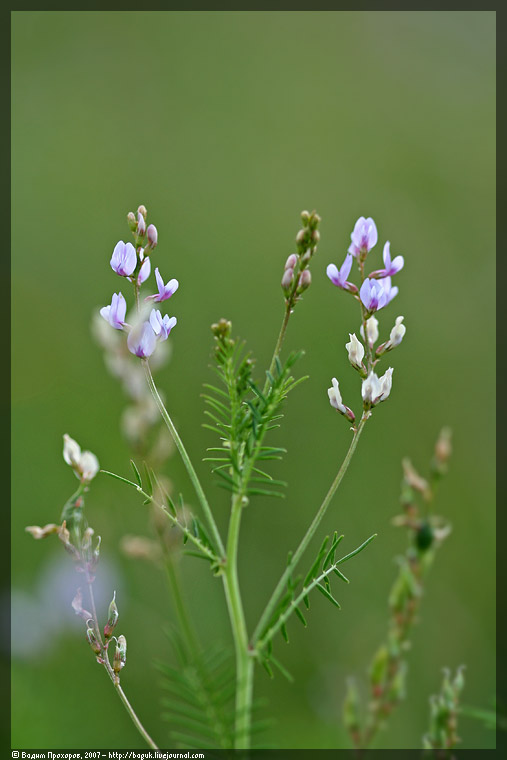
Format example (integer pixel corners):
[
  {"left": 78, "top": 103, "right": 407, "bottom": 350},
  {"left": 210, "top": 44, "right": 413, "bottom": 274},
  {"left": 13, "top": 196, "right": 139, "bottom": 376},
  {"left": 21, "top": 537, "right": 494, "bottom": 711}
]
[
  {"left": 85, "top": 573, "right": 159, "bottom": 749},
  {"left": 251, "top": 414, "right": 368, "bottom": 646},
  {"left": 142, "top": 361, "right": 226, "bottom": 559}
]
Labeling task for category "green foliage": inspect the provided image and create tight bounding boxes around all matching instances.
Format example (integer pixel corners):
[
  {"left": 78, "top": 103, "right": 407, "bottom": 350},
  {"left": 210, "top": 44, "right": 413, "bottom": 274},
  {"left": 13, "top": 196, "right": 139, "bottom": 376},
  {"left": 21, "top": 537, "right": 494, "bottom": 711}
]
[
  {"left": 423, "top": 667, "right": 465, "bottom": 751},
  {"left": 256, "top": 532, "right": 376, "bottom": 668},
  {"left": 203, "top": 319, "right": 306, "bottom": 500}
]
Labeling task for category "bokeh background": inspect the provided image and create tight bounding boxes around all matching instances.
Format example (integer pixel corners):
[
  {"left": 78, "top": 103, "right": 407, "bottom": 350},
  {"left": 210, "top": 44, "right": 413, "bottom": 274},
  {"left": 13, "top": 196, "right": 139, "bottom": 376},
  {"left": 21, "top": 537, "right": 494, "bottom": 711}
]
[{"left": 11, "top": 10, "right": 495, "bottom": 750}]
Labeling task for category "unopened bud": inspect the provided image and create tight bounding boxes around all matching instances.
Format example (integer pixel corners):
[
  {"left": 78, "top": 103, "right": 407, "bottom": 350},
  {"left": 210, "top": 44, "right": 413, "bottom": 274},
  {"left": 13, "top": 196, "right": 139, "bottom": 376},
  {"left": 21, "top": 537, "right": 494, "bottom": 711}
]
[
  {"left": 281, "top": 267, "right": 294, "bottom": 293},
  {"left": 104, "top": 591, "right": 119, "bottom": 640},
  {"left": 146, "top": 224, "right": 158, "bottom": 248},
  {"left": 435, "top": 427, "right": 452, "bottom": 467},
  {"left": 369, "top": 645, "right": 389, "bottom": 690},
  {"left": 343, "top": 677, "right": 361, "bottom": 735},
  {"left": 300, "top": 249, "right": 312, "bottom": 267},
  {"left": 300, "top": 210, "right": 310, "bottom": 225},
  {"left": 211, "top": 318, "right": 232, "bottom": 339},
  {"left": 137, "top": 204, "right": 147, "bottom": 220},
  {"left": 296, "top": 269, "right": 311, "bottom": 294},
  {"left": 127, "top": 212, "right": 137, "bottom": 231},
  {"left": 113, "top": 634, "right": 127, "bottom": 674},
  {"left": 295, "top": 229, "right": 306, "bottom": 245},
  {"left": 25, "top": 523, "right": 59, "bottom": 539},
  {"left": 311, "top": 229, "right": 320, "bottom": 243},
  {"left": 284, "top": 253, "right": 298, "bottom": 271},
  {"left": 137, "top": 213, "right": 146, "bottom": 237},
  {"left": 86, "top": 627, "right": 101, "bottom": 655}
]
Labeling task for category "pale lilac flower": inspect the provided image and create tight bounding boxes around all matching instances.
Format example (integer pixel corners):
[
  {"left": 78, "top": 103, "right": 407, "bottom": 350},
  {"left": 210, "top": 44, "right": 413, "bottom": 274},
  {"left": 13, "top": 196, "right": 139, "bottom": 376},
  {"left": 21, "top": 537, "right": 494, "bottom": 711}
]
[
  {"left": 328, "top": 378, "right": 355, "bottom": 422},
  {"left": 326, "top": 253, "right": 357, "bottom": 293},
  {"left": 360, "top": 315, "right": 379, "bottom": 346},
  {"left": 127, "top": 321, "right": 157, "bottom": 358},
  {"left": 285, "top": 254, "right": 298, "bottom": 270},
  {"left": 147, "top": 224, "right": 158, "bottom": 248},
  {"left": 149, "top": 309, "right": 177, "bottom": 341},
  {"left": 369, "top": 241, "right": 404, "bottom": 278},
  {"left": 379, "top": 276, "right": 398, "bottom": 304},
  {"left": 146, "top": 268, "right": 179, "bottom": 303},
  {"left": 100, "top": 292, "right": 127, "bottom": 330},
  {"left": 348, "top": 217, "right": 378, "bottom": 257},
  {"left": 110, "top": 241, "right": 137, "bottom": 277},
  {"left": 345, "top": 333, "right": 365, "bottom": 369},
  {"left": 137, "top": 251, "right": 151, "bottom": 284},
  {"left": 360, "top": 278, "right": 388, "bottom": 312}
]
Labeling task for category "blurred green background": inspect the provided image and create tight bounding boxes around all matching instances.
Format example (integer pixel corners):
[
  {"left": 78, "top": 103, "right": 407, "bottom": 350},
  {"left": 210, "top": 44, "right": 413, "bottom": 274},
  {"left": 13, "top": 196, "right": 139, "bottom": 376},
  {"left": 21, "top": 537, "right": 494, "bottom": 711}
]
[{"left": 12, "top": 10, "right": 495, "bottom": 750}]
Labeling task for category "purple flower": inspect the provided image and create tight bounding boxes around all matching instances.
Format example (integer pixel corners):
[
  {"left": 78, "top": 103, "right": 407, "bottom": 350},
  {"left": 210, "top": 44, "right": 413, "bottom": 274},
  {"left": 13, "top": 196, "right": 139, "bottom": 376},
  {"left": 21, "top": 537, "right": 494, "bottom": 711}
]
[
  {"left": 127, "top": 321, "right": 157, "bottom": 358},
  {"left": 359, "top": 278, "right": 388, "bottom": 312},
  {"left": 348, "top": 217, "right": 378, "bottom": 257},
  {"left": 110, "top": 241, "right": 137, "bottom": 277},
  {"left": 100, "top": 292, "right": 127, "bottom": 329},
  {"left": 379, "top": 275, "right": 398, "bottom": 303},
  {"left": 149, "top": 309, "right": 177, "bottom": 341},
  {"left": 137, "top": 252, "right": 151, "bottom": 284},
  {"left": 137, "top": 213, "right": 146, "bottom": 237},
  {"left": 326, "top": 253, "right": 357, "bottom": 293},
  {"left": 369, "top": 241, "right": 404, "bottom": 278},
  {"left": 146, "top": 268, "right": 179, "bottom": 302}
]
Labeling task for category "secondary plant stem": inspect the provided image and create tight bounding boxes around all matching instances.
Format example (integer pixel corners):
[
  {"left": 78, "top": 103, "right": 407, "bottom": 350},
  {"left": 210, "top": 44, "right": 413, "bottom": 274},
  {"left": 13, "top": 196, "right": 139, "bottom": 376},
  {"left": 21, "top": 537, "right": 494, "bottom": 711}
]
[
  {"left": 252, "top": 415, "right": 367, "bottom": 646},
  {"left": 143, "top": 361, "right": 226, "bottom": 558},
  {"left": 85, "top": 575, "right": 159, "bottom": 750}
]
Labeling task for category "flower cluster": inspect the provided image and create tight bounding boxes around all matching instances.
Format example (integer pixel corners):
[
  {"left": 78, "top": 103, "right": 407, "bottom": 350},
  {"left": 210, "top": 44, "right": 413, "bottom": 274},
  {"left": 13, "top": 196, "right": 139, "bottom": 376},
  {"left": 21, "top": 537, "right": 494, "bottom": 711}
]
[
  {"left": 326, "top": 216, "right": 406, "bottom": 423},
  {"left": 280, "top": 210, "right": 321, "bottom": 306},
  {"left": 100, "top": 205, "right": 178, "bottom": 358}
]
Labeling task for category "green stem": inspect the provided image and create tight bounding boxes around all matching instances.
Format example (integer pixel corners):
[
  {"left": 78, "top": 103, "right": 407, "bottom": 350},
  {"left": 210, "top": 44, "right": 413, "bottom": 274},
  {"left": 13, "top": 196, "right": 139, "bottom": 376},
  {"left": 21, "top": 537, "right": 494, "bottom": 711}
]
[
  {"left": 142, "top": 361, "right": 226, "bottom": 559},
  {"left": 164, "top": 553, "right": 201, "bottom": 657},
  {"left": 251, "top": 415, "right": 368, "bottom": 646},
  {"left": 222, "top": 493, "right": 254, "bottom": 749},
  {"left": 85, "top": 576, "right": 159, "bottom": 750},
  {"left": 263, "top": 304, "right": 291, "bottom": 394}
]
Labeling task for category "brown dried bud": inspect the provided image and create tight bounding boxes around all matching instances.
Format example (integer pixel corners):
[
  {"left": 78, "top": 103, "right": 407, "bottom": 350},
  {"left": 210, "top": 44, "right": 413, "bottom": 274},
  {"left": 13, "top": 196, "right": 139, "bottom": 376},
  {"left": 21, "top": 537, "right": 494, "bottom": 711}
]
[
  {"left": 86, "top": 627, "right": 101, "bottom": 655},
  {"left": 104, "top": 592, "right": 119, "bottom": 640},
  {"left": 25, "top": 524, "right": 59, "bottom": 539}
]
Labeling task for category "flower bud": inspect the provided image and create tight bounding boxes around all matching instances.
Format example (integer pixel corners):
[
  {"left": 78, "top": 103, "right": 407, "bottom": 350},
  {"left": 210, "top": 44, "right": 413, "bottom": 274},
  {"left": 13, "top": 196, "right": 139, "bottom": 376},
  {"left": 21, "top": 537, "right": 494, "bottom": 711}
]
[
  {"left": 300, "top": 210, "right": 310, "bottom": 225},
  {"left": 311, "top": 229, "right": 320, "bottom": 243},
  {"left": 296, "top": 269, "right": 311, "bottom": 294},
  {"left": 127, "top": 212, "right": 137, "bottom": 232},
  {"left": 137, "top": 212, "right": 146, "bottom": 237},
  {"left": 25, "top": 523, "right": 59, "bottom": 539},
  {"left": 146, "top": 224, "right": 158, "bottom": 248},
  {"left": 113, "top": 634, "right": 127, "bottom": 674},
  {"left": 104, "top": 592, "right": 119, "bottom": 640},
  {"left": 284, "top": 253, "right": 298, "bottom": 271},
  {"left": 343, "top": 678, "right": 361, "bottom": 737},
  {"left": 433, "top": 427, "right": 452, "bottom": 476},
  {"left": 328, "top": 378, "right": 355, "bottom": 423},
  {"left": 369, "top": 645, "right": 389, "bottom": 692},
  {"left": 137, "top": 204, "right": 147, "bottom": 220},
  {"left": 86, "top": 627, "right": 101, "bottom": 655},
  {"left": 389, "top": 316, "right": 406, "bottom": 347},
  {"left": 281, "top": 267, "right": 294, "bottom": 293},
  {"left": 295, "top": 229, "right": 306, "bottom": 245}
]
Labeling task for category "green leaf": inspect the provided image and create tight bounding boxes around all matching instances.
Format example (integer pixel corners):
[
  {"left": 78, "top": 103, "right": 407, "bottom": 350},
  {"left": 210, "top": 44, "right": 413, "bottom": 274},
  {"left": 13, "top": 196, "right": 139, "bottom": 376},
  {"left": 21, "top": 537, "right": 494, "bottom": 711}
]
[
  {"left": 294, "top": 607, "right": 307, "bottom": 627},
  {"left": 143, "top": 461, "right": 153, "bottom": 497},
  {"left": 316, "top": 583, "right": 341, "bottom": 609},
  {"left": 336, "top": 534, "right": 377, "bottom": 565},
  {"left": 130, "top": 460, "right": 142, "bottom": 488}
]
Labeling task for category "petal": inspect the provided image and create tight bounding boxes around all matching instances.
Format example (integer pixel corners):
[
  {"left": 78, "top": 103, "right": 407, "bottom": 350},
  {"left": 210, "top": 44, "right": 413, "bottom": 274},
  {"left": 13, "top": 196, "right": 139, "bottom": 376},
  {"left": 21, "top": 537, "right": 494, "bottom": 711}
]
[
  {"left": 154, "top": 267, "right": 164, "bottom": 294},
  {"left": 326, "top": 263, "right": 341, "bottom": 286},
  {"left": 340, "top": 253, "right": 353, "bottom": 280},
  {"left": 383, "top": 241, "right": 391, "bottom": 267},
  {"left": 390, "top": 255, "right": 404, "bottom": 274}
]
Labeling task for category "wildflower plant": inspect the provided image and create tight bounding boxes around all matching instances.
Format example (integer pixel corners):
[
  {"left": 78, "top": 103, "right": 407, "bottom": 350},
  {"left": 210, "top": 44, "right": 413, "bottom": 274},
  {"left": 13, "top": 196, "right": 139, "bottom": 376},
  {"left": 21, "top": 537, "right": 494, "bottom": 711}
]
[{"left": 26, "top": 205, "right": 459, "bottom": 751}]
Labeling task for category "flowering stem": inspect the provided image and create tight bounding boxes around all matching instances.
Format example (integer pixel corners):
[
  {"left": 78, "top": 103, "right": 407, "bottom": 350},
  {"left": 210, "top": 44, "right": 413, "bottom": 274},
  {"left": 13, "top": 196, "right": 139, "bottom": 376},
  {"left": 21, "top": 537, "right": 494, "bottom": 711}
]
[
  {"left": 142, "top": 361, "right": 226, "bottom": 559},
  {"left": 85, "top": 575, "right": 159, "bottom": 750},
  {"left": 263, "top": 303, "right": 291, "bottom": 394},
  {"left": 222, "top": 492, "right": 254, "bottom": 749},
  {"left": 251, "top": 414, "right": 368, "bottom": 647}
]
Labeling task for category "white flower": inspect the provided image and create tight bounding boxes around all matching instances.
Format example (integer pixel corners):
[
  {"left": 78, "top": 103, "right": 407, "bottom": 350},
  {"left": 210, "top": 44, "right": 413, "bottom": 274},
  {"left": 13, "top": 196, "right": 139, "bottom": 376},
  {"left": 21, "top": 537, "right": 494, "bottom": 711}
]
[
  {"left": 360, "top": 315, "right": 379, "bottom": 346},
  {"left": 362, "top": 368, "right": 394, "bottom": 405},
  {"left": 361, "top": 372, "right": 382, "bottom": 404},
  {"left": 63, "top": 434, "right": 100, "bottom": 483},
  {"left": 63, "top": 434, "right": 82, "bottom": 468},
  {"left": 379, "top": 367, "right": 394, "bottom": 401},
  {"left": 345, "top": 333, "right": 365, "bottom": 369},
  {"left": 328, "top": 378, "right": 355, "bottom": 422},
  {"left": 328, "top": 377, "right": 346, "bottom": 413},
  {"left": 389, "top": 316, "right": 406, "bottom": 347}
]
